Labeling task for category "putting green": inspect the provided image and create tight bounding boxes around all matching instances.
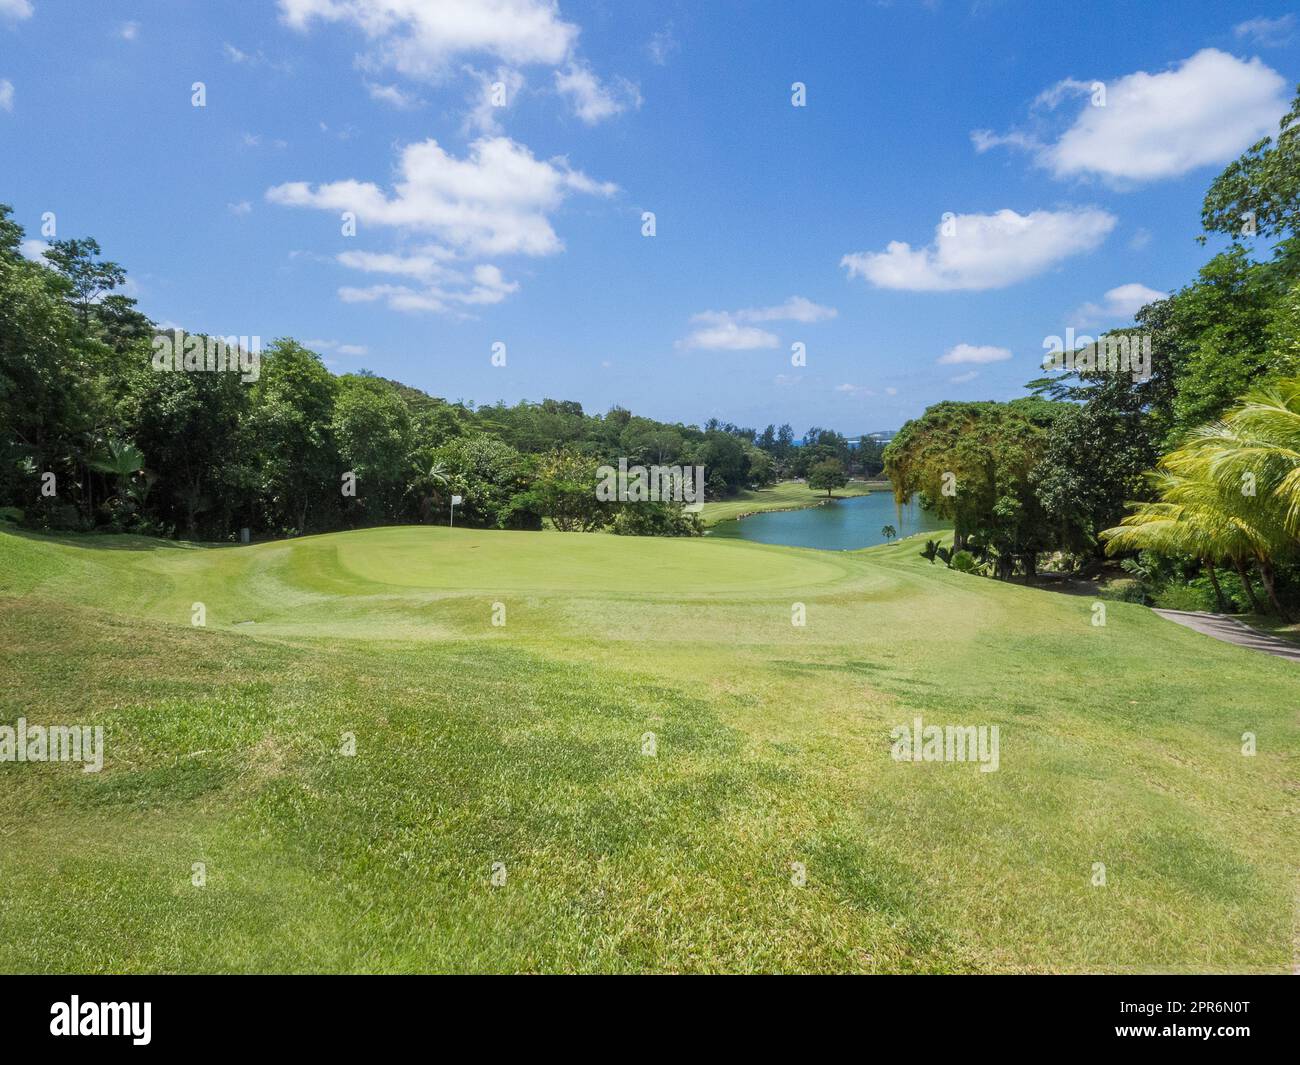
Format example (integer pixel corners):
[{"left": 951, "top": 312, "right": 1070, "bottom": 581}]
[{"left": 328, "top": 526, "right": 853, "bottom": 595}]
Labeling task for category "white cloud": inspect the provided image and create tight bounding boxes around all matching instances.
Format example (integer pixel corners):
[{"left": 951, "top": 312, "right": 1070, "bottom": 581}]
[
  {"left": 119, "top": 21, "right": 140, "bottom": 41},
  {"left": 463, "top": 66, "right": 524, "bottom": 135},
  {"left": 676, "top": 297, "right": 836, "bottom": 350},
  {"left": 242, "top": 132, "right": 288, "bottom": 149},
  {"left": 970, "top": 128, "right": 1037, "bottom": 153},
  {"left": 734, "top": 295, "right": 837, "bottom": 324},
  {"left": 365, "top": 80, "right": 423, "bottom": 108},
  {"left": 648, "top": 25, "right": 679, "bottom": 65},
  {"left": 679, "top": 314, "right": 779, "bottom": 351},
  {"left": 949, "top": 370, "right": 979, "bottom": 384},
  {"left": 0, "top": 0, "right": 32, "bottom": 21},
  {"left": 223, "top": 43, "right": 292, "bottom": 72},
  {"left": 835, "top": 383, "right": 876, "bottom": 398},
  {"left": 937, "top": 343, "right": 1011, "bottom": 366},
  {"left": 281, "top": 2, "right": 639, "bottom": 131},
  {"left": 279, "top": 0, "right": 578, "bottom": 76},
  {"left": 338, "top": 267, "right": 518, "bottom": 313},
  {"left": 976, "top": 50, "right": 1289, "bottom": 184},
  {"left": 0, "top": 79, "right": 12, "bottom": 113},
  {"left": 19, "top": 238, "right": 48, "bottom": 261},
  {"left": 554, "top": 62, "right": 639, "bottom": 124},
  {"left": 305, "top": 338, "right": 369, "bottom": 356},
  {"left": 1072, "top": 282, "right": 1166, "bottom": 325},
  {"left": 1234, "top": 15, "right": 1296, "bottom": 47},
  {"left": 884, "top": 387, "right": 898, "bottom": 396},
  {"left": 1128, "top": 227, "right": 1152, "bottom": 251},
  {"left": 333, "top": 248, "right": 518, "bottom": 313},
  {"left": 336, "top": 247, "right": 457, "bottom": 279},
  {"left": 267, "top": 136, "right": 616, "bottom": 258},
  {"left": 227, "top": 200, "right": 253, "bottom": 216},
  {"left": 842, "top": 208, "right": 1115, "bottom": 292}
]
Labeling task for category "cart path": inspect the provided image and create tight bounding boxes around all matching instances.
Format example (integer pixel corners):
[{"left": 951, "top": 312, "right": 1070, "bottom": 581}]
[{"left": 1152, "top": 609, "right": 1300, "bottom": 663}]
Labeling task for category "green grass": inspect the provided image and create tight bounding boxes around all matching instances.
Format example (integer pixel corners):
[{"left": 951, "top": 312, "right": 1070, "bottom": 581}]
[
  {"left": 1, "top": 524, "right": 1296, "bottom": 973},
  {"left": 1238, "top": 614, "right": 1300, "bottom": 646},
  {"left": 700, "top": 478, "right": 882, "bottom": 526}
]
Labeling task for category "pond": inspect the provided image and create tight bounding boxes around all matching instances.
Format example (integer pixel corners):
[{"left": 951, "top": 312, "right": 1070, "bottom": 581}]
[{"left": 709, "top": 491, "right": 947, "bottom": 551}]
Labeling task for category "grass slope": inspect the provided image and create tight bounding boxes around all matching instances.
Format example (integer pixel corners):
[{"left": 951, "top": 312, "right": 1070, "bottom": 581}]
[
  {"left": 699, "top": 479, "right": 881, "bottom": 526},
  {"left": 1, "top": 525, "right": 1296, "bottom": 973}
]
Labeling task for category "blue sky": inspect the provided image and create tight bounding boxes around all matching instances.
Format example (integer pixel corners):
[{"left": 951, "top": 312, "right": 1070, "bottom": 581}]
[{"left": 2, "top": 1, "right": 1298, "bottom": 434}]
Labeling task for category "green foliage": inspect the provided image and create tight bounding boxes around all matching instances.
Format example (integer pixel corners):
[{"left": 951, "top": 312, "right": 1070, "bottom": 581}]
[
  {"left": 1102, "top": 375, "right": 1300, "bottom": 617},
  {"left": 885, "top": 400, "right": 1062, "bottom": 576},
  {"left": 248, "top": 339, "right": 340, "bottom": 534},
  {"left": 431, "top": 434, "right": 539, "bottom": 530},
  {"left": 806, "top": 457, "right": 847, "bottom": 496},
  {"left": 1161, "top": 245, "right": 1299, "bottom": 436},
  {"left": 951, "top": 550, "right": 976, "bottom": 573},
  {"left": 1201, "top": 84, "right": 1300, "bottom": 242},
  {"left": 530, "top": 449, "right": 612, "bottom": 532},
  {"left": 609, "top": 501, "right": 702, "bottom": 536},
  {"left": 919, "top": 539, "right": 938, "bottom": 563},
  {"left": 331, "top": 375, "right": 414, "bottom": 519}
]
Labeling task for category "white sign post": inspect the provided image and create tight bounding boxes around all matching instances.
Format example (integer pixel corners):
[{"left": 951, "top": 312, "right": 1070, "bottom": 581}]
[{"left": 450, "top": 494, "right": 463, "bottom": 528}]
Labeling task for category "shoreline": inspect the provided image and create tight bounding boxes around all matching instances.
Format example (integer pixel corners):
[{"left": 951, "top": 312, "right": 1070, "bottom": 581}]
[{"left": 705, "top": 480, "right": 892, "bottom": 526}]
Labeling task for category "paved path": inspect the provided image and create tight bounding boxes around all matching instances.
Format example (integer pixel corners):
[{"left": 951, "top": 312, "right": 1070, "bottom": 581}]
[{"left": 1152, "top": 609, "right": 1300, "bottom": 663}]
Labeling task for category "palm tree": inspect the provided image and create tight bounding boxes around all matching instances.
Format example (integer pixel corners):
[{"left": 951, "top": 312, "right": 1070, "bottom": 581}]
[
  {"left": 881, "top": 524, "right": 897, "bottom": 542},
  {"left": 1103, "top": 464, "right": 1284, "bottom": 617},
  {"left": 88, "top": 437, "right": 147, "bottom": 512},
  {"left": 1101, "top": 490, "right": 1232, "bottom": 612},
  {"left": 408, "top": 460, "right": 450, "bottom": 523},
  {"left": 1160, "top": 390, "right": 1299, "bottom": 618},
  {"left": 1193, "top": 379, "right": 1300, "bottom": 535}
]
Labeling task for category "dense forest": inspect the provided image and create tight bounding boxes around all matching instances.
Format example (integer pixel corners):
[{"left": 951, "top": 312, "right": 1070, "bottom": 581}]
[
  {"left": 886, "top": 85, "right": 1300, "bottom": 615},
  {"left": 0, "top": 209, "right": 885, "bottom": 541}
]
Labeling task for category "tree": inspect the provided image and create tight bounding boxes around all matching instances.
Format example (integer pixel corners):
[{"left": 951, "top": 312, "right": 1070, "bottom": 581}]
[
  {"left": 885, "top": 399, "right": 1063, "bottom": 574},
  {"left": 41, "top": 237, "right": 128, "bottom": 328},
  {"left": 0, "top": 206, "right": 114, "bottom": 525},
  {"left": 1033, "top": 367, "right": 1164, "bottom": 557},
  {"left": 123, "top": 346, "right": 252, "bottom": 537},
  {"left": 1101, "top": 477, "right": 1238, "bottom": 613},
  {"left": 531, "top": 449, "right": 612, "bottom": 531},
  {"left": 408, "top": 460, "right": 449, "bottom": 523},
  {"left": 1102, "top": 376, "right": 1300, "bottom": 619},
  {"left": 1201, "top": 84, "right": 1300, "bottom": 243},
  {"left": 431, "top": 434, "right": 539, "bottom": 529},
  {"left": 881, "top": 524, "right": 897, "bottom": 542},
  {"left": 807, "top": 458, "right": 847, "bottom": 497},
  {"left": 331, "top": 376, "right": 414, "bottom": 523},
  {"left": 248, "top": 339, "right": 339, "bottom": 534}
]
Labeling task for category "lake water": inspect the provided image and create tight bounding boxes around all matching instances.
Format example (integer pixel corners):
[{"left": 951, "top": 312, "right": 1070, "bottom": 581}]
[{"left": 709, "top": 491, "right": 947, "bottom": 551}]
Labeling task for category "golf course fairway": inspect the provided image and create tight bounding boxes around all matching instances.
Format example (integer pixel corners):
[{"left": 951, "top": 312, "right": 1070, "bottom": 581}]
[{"left": 1, "top": 525, "right": 1296, "bottom": 973}]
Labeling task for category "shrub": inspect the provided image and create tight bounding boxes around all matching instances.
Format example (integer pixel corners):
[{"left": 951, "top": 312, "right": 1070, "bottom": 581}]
[{"left": 1100, "top": 578, "right": 1147, "bottom": 603}]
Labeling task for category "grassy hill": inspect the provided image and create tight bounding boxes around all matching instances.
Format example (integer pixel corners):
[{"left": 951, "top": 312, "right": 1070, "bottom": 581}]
[
  {"left": 699, "top": 479, "right": 883, "bottom": 526},
  {"left": 1, "top": 524, "right": 1296, "bottom": 973}
]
